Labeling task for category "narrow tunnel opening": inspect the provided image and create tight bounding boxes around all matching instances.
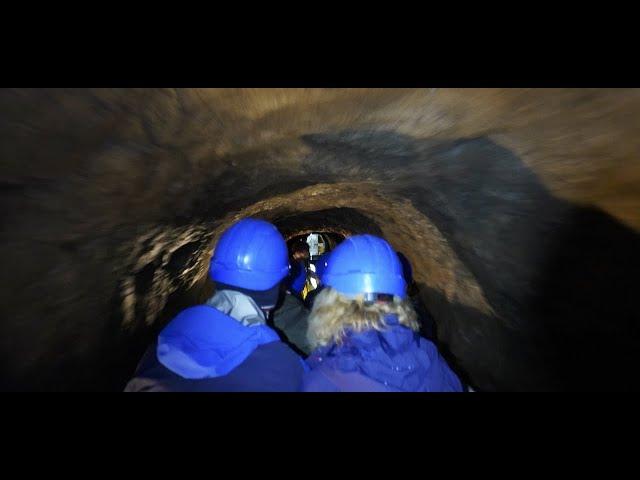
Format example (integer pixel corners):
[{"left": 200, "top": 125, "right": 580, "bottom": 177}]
[
  {"left": 4, "top": 89, "right": 640, "bottom": 392},
  {"left": 106, "top": 204, "right": 463, "bottom": 391}
]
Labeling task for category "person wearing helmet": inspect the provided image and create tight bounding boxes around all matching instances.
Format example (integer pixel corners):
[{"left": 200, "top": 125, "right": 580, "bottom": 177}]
[
  {"left": 303, "top": 252, "right": 329, "bottom": 310},
  {"left": 286, "top": 242, "right": 310, "bottom": 299},
  {"left": 301, "top": 235, "right": 463, "bottom": 392},
  {"left": 272, "top": 281, "right": 313, "bottom": 356},
  {"left": 124, "top": 218, "right": 307, "bottom": 392},
  {"left": 271, "top": 245, "right": 313, "bottom": 356},
  {"left": 270, "top": 249, "right": 331, "bottom": 356}
]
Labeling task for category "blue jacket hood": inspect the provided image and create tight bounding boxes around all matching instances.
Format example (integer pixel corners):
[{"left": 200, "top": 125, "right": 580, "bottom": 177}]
[
  {"left": 306, "top": 315, "right": 463, "bottom": 392},
  {"left": 157, "top": 305, "right": 280, "bottom": 379}
]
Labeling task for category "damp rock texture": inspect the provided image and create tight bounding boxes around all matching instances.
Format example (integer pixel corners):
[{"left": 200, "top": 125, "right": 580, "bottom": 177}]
[{"left": 1, "top": 88, "right": 640, "bottom": 391}]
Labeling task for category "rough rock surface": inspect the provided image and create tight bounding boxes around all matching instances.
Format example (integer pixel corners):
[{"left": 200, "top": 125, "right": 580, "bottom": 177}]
[{"left": 1, "top": 88, "right": 639, "bottom": 391}]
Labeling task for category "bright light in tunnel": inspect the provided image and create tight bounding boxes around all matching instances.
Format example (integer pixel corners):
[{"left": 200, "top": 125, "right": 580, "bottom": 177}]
[{"left": 306, "top": 233, "right": 319, "bottom": 257}]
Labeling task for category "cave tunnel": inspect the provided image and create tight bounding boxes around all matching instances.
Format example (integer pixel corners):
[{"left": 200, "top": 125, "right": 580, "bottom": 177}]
[{"left": 1, "top": 88, "right": 640, "bottom": 391}]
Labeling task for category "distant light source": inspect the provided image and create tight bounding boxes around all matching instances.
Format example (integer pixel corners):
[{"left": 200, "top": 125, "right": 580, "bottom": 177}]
[{"left": 306, "top": 233, "right": 319, "bottom": 257}]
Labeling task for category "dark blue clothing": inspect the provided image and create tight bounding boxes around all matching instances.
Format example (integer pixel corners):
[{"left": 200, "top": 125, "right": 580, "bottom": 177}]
[
  {"left": 125, "top": 305, "right": 306, "bottom": 392},
  {"left": 302, "top": 315, "right": 463, "bottom": 392},
  {"left": 272, "top": 292, "right": 312, "bottom": 356},
  {"left": 287, "top": 260, "right": 308, "bottom": 296}
]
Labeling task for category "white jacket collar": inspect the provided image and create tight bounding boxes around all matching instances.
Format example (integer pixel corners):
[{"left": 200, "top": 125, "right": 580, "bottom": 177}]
[{"left": 206, "top": 290, "right": 266, "bottom": 327}]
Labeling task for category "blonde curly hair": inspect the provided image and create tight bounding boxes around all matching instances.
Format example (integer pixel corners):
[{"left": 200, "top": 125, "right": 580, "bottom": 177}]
[{"left": 307, "top": 287, "right": 420, "bottom": 349}]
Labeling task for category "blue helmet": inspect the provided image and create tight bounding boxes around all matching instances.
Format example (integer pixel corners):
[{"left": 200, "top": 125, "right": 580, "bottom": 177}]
[
  {"left": 209, "top": 218, "right": 289, "bottom": 291},
  {"left": 313, "top": 252, "right": 329, "bottom": 279},
  {"left": 287, "top": 260, "right": 307, "bottom": 295},
  {"left": 321, "top": 235, "right": 407, "bottom": 298}
]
